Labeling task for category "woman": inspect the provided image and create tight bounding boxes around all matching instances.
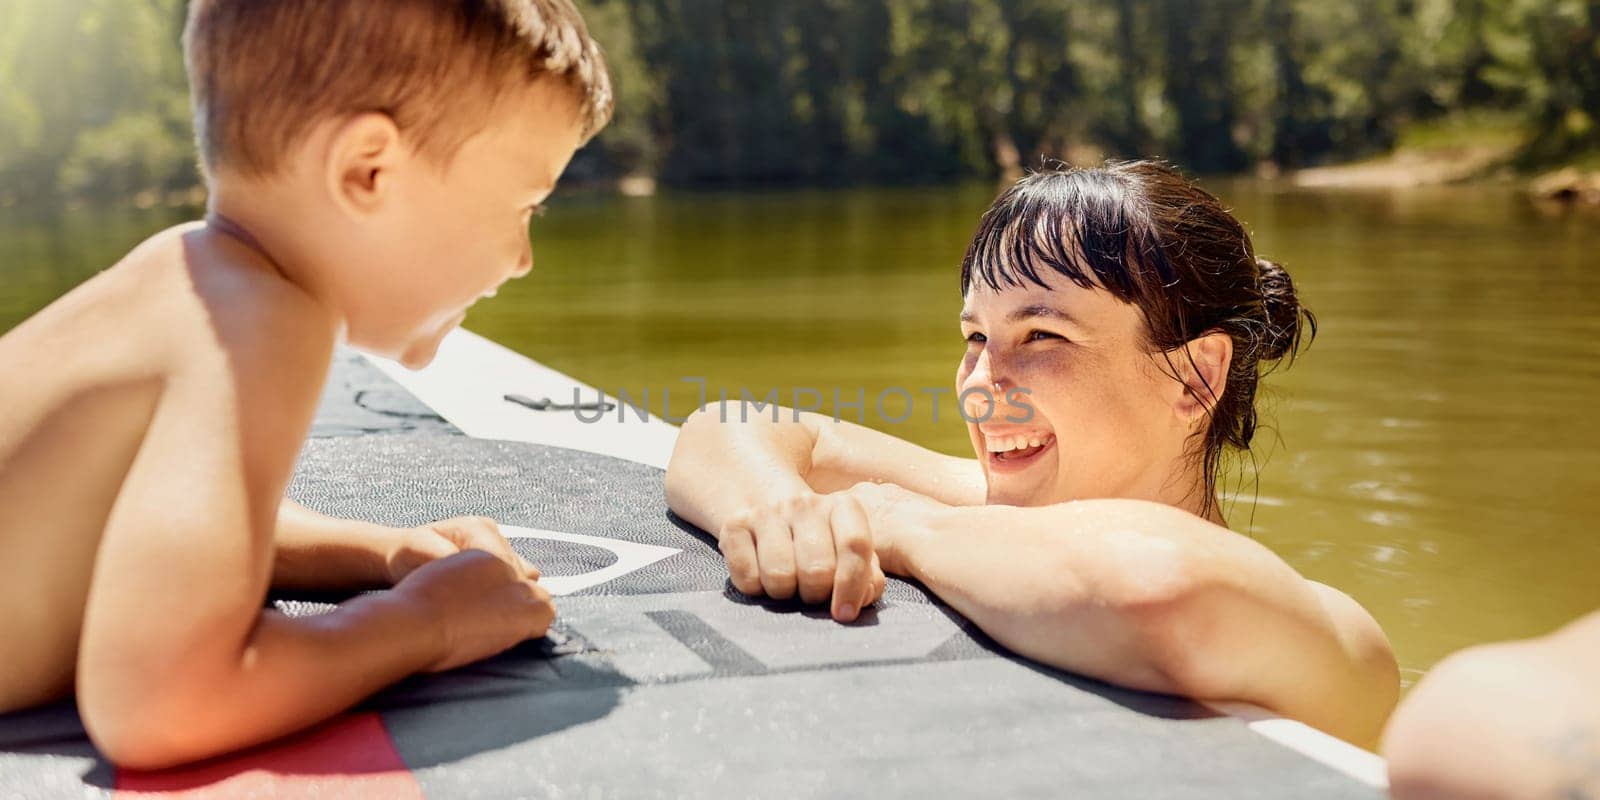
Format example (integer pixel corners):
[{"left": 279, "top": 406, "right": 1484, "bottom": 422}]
[{"left": 665, "top": 161, "right": 1399, "bottom": 747}]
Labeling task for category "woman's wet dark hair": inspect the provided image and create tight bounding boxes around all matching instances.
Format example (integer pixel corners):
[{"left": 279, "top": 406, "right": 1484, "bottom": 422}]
[{"left": 959, "top": 160, "right": 1316, "bottom": 519}]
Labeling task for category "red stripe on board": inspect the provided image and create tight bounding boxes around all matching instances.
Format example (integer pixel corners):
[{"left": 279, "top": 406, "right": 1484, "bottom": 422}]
[{"left": 113, "top": 712, "right": 423, "bottom": 799}]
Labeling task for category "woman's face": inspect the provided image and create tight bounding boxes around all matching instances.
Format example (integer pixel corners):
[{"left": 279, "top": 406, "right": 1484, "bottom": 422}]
[{"left": 957, "top": 268, "right": 1194, "bottom": 507}]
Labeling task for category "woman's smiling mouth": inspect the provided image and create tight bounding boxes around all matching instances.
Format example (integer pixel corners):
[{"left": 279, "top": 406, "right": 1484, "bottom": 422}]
[{"left": 983, "top": 431, "right": 1056, "bottom": 472}]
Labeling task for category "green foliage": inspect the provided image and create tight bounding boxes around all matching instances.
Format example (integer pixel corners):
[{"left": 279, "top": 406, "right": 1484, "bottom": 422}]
[
  {"left": 569, "top": 0, "right": 665, "bottom": 181},
  {"left": 1489, "top": 0, "right": 1600, "bottom": 163},
  {"left": 0, "top": 0, "right": 1593, "bottom": 202},
  {"left": 0, "top": 0, "right": 195, "bottom": 204}
]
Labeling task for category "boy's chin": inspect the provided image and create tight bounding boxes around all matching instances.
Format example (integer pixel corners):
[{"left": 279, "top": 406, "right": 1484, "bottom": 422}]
[
  {"left": 397, "top": 330, "right": 449, "bottom": 369},
  {"left": 340, "top": 317, "right": 454, "bottom": 369},
  {"left": 397, "top": 342, "right": 440, "bottom": 370},
  {"left": 396, "top": 313, "right": 468, "bottom": 369}
]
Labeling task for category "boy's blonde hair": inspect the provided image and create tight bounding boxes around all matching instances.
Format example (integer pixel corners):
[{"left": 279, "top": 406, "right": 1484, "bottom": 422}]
[{"left": 184, "top": 0, "right": 614, "bottom": 178}]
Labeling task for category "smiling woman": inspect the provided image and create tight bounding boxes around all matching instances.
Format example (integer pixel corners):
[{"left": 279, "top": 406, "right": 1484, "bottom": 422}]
[
  {"left": 954, "top": 161, "right": 1314, "bottom": 520},
  {"left": 664, "top": 160, "right": 1400, "bottom": 748}
]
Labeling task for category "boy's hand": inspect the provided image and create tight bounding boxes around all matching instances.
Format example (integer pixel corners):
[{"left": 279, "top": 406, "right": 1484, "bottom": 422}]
[
  {"left": 392, "top": 549, "right": 556, "bottom": 673},
  {"left": 385, "top": 516, "right": 540, "bottom": 585}
]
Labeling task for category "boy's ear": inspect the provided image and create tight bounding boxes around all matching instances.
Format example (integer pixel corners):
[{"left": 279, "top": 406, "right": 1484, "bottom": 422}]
[
  {"left": 1171, "top": 331, "right": 1233, "bottom": 422},
  {"left": 325, "top": 112, "right": 405, "bottom": 217}
]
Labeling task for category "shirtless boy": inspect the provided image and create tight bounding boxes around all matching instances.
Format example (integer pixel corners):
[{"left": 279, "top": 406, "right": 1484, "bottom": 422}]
[{"left": 0, "top": 0, "right": 612, "bottom": 768}]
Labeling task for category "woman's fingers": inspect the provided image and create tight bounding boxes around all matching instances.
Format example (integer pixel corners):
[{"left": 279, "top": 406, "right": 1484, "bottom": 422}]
[
  {"left": 718, "top": 521, "right": 763, "bottom": 596},
  {"left": 828, "top": 496, "right": 876, "bottom": 622},
  {"left": 720, "top": 494, "right": 885, "bottom": 617},
  {"left": 750, "top": 511, "right": 799, "bottom": 599},
  {"left": 789, "top": 500, "right": 838, "bottom": 605},
  {"left": 866, "top": 549, "right": 887, "bottom": 607}
]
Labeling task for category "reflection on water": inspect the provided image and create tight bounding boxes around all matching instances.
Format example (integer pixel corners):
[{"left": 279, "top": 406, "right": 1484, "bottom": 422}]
[{"left": 3, "top": 182, "right": 1597, "bottom": 688}]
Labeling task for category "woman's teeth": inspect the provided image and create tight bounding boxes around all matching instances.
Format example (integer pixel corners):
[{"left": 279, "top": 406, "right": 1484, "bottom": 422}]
[{"left": 985, "top": 433, "right": 1053, "bottom": 453}]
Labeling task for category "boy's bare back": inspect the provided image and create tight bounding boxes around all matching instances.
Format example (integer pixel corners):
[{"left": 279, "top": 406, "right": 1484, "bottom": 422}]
[
  {"left": 0, "top": 0, "right": 612, "bottom": 768},
  {"left": 0, "top": 224, "right": 335, "bottom": 712}
]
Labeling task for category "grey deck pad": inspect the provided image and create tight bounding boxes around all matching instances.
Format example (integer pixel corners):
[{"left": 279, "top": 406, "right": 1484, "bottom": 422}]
[
  {"left": 0, "top": 355, "right": 1383, "bottom": 798},
  {"left": 308, "top": 349, "right": 461, "bottom": 439}
]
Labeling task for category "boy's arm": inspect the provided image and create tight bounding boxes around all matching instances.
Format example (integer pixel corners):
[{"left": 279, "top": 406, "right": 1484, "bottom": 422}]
[
  {"left": 273, "top": 500, "right": 539, "bottom": 590},
  {"left": 1383, "top": 611, "right": 1600, "bottom": 799},
  {"left": 271, "top": 500, "right": 397, "bottom": 590},
  {"left": 75, "top": 280, "right": 547, "bottom": 769}
]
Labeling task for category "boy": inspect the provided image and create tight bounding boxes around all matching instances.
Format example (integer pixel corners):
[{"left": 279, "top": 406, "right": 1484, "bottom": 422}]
[
  {"left": 0, "top": 0, "right": 612, "bottom": 769},
  {"left": 1383, "top": 609, "right": 1600, "bottom": 798}
]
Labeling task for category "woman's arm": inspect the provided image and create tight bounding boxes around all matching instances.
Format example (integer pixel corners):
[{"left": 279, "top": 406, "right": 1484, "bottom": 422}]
[
  {"left": 665, "top": 406, "right": 1399, "bottom": 744},
  {"left": 664, "top": 404, "right": 984, "bottom": 622},
  {"left": 1382, "top": 611, "right": 1600, "bottom": 799},
  {"left": 664, "top": 403, "right": 985, "bottom": 537},
  {"left": 855, "top": 485, "right": 1399, "bottom": 748}
]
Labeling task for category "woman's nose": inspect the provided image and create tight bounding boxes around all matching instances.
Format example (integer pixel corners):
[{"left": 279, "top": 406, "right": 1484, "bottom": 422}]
[{"left": 960, "top": 351, "right": 1004, "bottom": 418}]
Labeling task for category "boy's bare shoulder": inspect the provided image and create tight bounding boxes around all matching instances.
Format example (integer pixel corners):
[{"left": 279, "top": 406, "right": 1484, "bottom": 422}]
[
  {"left": 135, "top": 224, "right": 342, "bottom": 476},
  {"left": 3, "top": 222, "right": 336, "bottom": 391},
  {"left": 0, "top": 220, "right": 339, "bottom": 491},
  {"left": 164, "top": 223, "right": 339, "bottom": 385},
  {"left": 0, "top": 223, "right": 336, "bottom": 436}
]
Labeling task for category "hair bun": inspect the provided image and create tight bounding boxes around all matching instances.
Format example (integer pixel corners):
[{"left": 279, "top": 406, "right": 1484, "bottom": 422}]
[{"left": 1257, "top": 257, "right": 1314, "bottom": 362}]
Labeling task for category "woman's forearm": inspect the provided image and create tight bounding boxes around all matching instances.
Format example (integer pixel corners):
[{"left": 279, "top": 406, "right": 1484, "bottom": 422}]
[
  {"left": 664, "top": 405, "right": 815, "bottom": 536},
  {"left": 665, "top": 405, "right": 985, "bottom": 536}
]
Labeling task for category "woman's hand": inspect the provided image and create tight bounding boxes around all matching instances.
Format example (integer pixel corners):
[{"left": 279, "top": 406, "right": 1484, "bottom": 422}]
[
  {"left": 832, "top": 481, "right": 948, "bottom": 575},
  {"left": 717, "top": 490, "right": 888, "bottom": 623},
  {"left": 385, "top": 516, "right": 541, "bottom": 585}
]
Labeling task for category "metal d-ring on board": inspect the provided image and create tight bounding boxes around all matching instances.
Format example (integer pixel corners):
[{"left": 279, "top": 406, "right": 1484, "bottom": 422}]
[{"left": 504, "top": 393, "right": 618, "bottom": 413}]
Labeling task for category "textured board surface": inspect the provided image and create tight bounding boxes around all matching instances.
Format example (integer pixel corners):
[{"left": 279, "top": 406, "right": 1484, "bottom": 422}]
[
  {"left": 0, "top": 352, "right": 1384, "bottom": 799},
  {"left": 309, "top": 350, "right": 463, "bottom": 439}
]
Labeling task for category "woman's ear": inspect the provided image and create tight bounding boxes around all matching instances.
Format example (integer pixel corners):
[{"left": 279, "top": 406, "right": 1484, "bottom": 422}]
[
  {"left": 1172, "top": 331, "right": 1233, "bottom": 421},
  {"left": 324, "top": 112, "right": 404, "bottom": 217}
]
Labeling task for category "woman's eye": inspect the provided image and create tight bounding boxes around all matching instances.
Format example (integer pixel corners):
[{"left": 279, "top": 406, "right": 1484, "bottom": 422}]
[
  {"left": 965, "top": 332, "right": 987, "bottom": 344},
  {"left": 1027, "top": 330, "right": 1063, "bottom": 342}
]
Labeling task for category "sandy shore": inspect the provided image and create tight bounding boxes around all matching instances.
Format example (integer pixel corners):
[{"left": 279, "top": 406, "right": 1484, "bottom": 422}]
[
  {"left": 1290, "top": 143, "right": 1600, "bottom": 206},
  {"left": 1290, "top": 146, "right": 1508, "bottom": 190}
]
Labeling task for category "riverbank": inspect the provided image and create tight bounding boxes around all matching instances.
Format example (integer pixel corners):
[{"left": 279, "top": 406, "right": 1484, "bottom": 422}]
[{"left": 1289, "top": 113, "right": 1600, "bottom": 206}]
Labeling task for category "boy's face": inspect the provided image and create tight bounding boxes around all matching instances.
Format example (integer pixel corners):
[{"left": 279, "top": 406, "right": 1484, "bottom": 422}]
[{"left": 343, "top": 80, "right": 585, "bottom": 367}]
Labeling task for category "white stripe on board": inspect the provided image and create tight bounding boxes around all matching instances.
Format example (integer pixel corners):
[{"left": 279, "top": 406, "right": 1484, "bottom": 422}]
[
  {"left": 502, "top": 525, "right": 681, "bottom": 595},
  {"left": 368, "top": 328, "right": 680, "bottom": 469},
  {"left": 1206, "top": 700, "right": 1389, "bottom": 788}
]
